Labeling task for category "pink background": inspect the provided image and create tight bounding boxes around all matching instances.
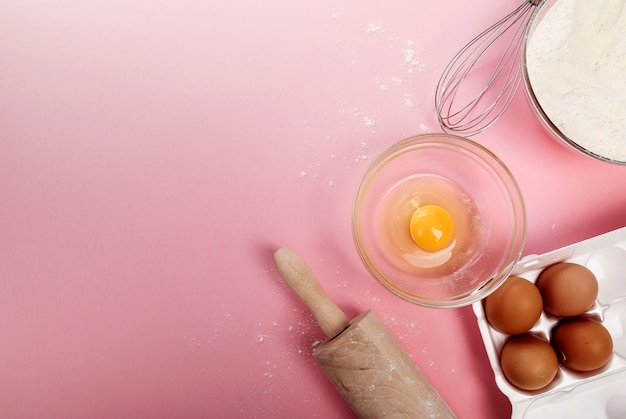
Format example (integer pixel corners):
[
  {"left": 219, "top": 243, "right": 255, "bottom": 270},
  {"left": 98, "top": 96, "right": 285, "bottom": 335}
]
[{"left": 2, "top": 0, "right": 626, "bottom": 418}]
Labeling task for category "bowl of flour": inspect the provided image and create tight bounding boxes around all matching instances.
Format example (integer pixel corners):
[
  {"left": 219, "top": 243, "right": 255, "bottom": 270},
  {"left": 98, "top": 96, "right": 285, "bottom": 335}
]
[{"left": 523, "top": 0, "right": 626, "bottom": 165}]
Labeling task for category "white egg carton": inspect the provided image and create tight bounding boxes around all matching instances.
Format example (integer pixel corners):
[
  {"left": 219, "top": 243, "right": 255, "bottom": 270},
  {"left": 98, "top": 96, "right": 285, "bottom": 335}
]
[{"left": 473, "top": 226, "right": 626, "bottom": 419}]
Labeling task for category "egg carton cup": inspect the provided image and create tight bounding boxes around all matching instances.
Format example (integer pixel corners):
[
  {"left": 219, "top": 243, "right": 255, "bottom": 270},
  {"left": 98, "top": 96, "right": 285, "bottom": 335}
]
[{"left": 473, "top": 226, "right": 626, "bottom": 419}]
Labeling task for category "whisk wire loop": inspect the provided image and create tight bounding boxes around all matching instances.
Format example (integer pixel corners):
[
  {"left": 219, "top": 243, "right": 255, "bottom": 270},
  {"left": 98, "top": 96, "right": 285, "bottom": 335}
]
[{"left": 435, "top": 0, "right": 538, "bottom": 136}]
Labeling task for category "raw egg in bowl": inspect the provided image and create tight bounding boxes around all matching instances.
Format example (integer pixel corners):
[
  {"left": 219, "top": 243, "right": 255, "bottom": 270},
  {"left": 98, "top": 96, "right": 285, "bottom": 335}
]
[{"left": 352, "top": 133, "right": 526, "bottom": 308}]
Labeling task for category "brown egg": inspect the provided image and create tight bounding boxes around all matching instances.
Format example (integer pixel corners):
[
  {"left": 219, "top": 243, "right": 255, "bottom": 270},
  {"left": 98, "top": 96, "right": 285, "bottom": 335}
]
[
  {"left": 500, "top": 334, "right": 559, "bottom": 391},
  {"left": 551, "top": 317, "right": 613, "bottom": 372},
  {"left": 484, "top": 276, "right": 543, "bottom": 334},
  {"left": 536, "top": 262, "right": 598, "bottom": 317}
]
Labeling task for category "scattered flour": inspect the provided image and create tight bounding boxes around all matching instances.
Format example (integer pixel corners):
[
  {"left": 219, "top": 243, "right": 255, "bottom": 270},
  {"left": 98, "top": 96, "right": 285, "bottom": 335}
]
[
  {"left": 366, "top": 23, "right": 386, "bottom": 34},
  {"left": 362, "top": 116, "right": 376, "bottom": 128},
  {"left": 403, "top": 41, "right": 426, "bottom": 74},
  {"left": 404, "top": 93, "right": 416, "bottom": 109},
  {"left": 379, "top": 76, "right": 403, "bottom": 92},
  {"left": 526, "top": 0, "right": 626, "bottom": 161}
]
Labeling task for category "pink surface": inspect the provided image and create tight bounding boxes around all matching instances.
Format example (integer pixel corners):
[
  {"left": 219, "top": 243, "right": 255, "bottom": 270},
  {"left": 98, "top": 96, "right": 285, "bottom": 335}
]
[{"left": 1, "top": 1, "right": 626, "bottom": 418}]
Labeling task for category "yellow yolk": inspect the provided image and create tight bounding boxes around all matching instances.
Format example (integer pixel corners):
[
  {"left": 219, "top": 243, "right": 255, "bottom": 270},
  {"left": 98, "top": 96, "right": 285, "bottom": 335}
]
[{"left": 409, "top": 204, "right": 455, "bottom": 251}]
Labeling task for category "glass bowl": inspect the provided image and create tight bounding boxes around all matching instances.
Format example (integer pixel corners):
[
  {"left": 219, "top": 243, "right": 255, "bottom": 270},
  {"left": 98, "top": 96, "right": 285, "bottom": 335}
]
[
  {"left": 522, "top": 0, "right": 626, "bottom": 165},
  {"left": 352, "top": 133, "right": 526, "bottom": 308}
]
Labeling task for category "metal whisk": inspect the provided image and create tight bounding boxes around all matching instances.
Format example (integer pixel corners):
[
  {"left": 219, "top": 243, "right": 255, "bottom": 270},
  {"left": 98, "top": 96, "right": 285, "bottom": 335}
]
[{"left": 435, "top": 0, "right": 540, "bottom": 136}]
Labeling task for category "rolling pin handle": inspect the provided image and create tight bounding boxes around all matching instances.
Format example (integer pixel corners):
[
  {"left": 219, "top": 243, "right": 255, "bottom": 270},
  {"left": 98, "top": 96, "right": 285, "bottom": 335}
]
[{"left": 274, "top": 247, "right": 350, "bottom": 339}]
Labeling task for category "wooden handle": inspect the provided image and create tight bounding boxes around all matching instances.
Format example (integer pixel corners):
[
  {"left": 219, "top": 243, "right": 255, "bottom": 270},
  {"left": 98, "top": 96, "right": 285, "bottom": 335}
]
[{"left": 273, "top": 247, "right": 350, "bottom": 338}]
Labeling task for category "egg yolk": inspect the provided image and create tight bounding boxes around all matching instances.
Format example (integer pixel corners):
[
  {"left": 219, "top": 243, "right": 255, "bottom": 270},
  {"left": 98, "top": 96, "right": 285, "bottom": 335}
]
[{"left": 409, "top": 204, "right": 455, "bottom": 251}]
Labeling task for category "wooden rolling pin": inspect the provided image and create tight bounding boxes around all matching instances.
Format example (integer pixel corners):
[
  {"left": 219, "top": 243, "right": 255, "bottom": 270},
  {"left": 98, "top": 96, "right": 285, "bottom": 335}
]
[{"left": 274, "top": 247, "right": 456, "bottom": 419}]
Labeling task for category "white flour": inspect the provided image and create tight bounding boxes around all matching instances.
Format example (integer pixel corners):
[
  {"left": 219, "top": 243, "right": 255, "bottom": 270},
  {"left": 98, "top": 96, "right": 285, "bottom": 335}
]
[{"left": 526, "top": 0, "right": 626, "bottom": 161}]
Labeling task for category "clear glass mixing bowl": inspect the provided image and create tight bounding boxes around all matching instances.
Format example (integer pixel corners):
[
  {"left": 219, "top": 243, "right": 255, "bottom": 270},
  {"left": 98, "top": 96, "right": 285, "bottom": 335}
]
[
  {"left": 522, "top": 0, "right": 626, "bottom": 165},
  {"left": 352, "top": 133, "right": 526, "bottom": 308}
]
